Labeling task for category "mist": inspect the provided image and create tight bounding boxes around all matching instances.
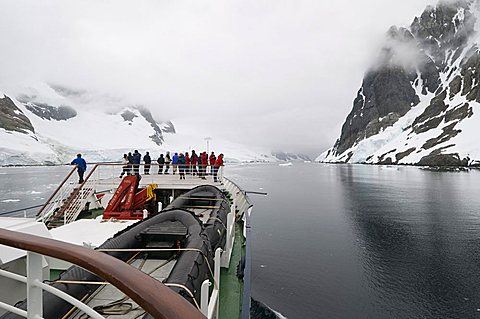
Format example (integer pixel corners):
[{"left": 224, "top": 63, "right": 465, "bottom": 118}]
[{"left": 0, "top": 0, "right": 436, "bottom": 157}]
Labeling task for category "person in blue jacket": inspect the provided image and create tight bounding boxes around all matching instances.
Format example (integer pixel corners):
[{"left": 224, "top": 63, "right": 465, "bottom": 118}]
[
  {"left": 71, "top": 154, "right": 87, "bottom": 184},
  {"left": 132, "top": 150, "right": 141, "bottom": 175},
  {"left": 172, "top": 152, "right": 179, "bottom": 175}
]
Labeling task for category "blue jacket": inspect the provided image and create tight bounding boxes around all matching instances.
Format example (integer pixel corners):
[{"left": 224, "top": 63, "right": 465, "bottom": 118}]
[
  {"left": 133, "top": 152, "right": 141, "bottom": 164},
  {"left": 172, "top": 153, "right": 179, "bottom": 164},
  {"left": 71, "top": 157, "right": 87, "bottom": 172}
]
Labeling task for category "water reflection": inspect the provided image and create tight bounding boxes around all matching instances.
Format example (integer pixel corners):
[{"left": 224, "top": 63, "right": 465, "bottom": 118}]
[{"left": 339, "top": 165, "right": 480, "bottom": 318}]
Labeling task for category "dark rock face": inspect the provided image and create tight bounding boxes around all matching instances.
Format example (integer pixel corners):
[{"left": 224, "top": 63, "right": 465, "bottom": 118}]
[
  {"left": 161, "top": 121, "right": 176, "bottom": 134},
  {"left": 327, "top": 0, "right": 479, "bottom": 166},
  {"left": 138, "top": 107, "right": 165, "bottom": 146},
  {"left": 333, "top": 27, "right": 422, "bottom": 155},
  {"left": 119, "top": 107, "right": 175, "bottom": 145},
  {"left": 422, "top": 122, "right": 461, "bottom": 150},
  {"left": 24, "top": 102, "right": 77, "bottom": 121},
  {"left": 411, "top": 1, "right": 474, "bottom": 66},
  {"left": 272, "top": 151, "right": 312, "bottom": 161},
  {"left": 396, "top": 147, "right": 416, "bottom": 162},
  {"left": 0, "top": 95, "right": 35, "bottom": 134},
  {"left": 418, "top": 153, "right": 469, "bottom": 166},
  {"left": 121, "top": 110, "right": 137, "bottom": 122}
]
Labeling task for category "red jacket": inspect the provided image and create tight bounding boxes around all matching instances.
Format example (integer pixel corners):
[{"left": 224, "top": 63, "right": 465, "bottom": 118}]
[
  {"left": 201, "top": 153, "right": 208, "bottom": 165},
  {"left": 185, "top": 154, "right": 190, "bottom": 165},
  {"left": 214, "top": 156, "right": 224, "bottom": 168},
  {"left": 209, "top": 154, "right": 216, "bottom": 165},
  {"left": 191, "top": 154, "right": 198, "bottom": 165}
]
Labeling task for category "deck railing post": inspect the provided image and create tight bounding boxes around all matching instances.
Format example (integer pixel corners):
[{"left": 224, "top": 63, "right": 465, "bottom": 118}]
[
  {"left": 222, "top": 212, "right": 235, "bottom": 267},
  {"left": 214, "top": 248, "right": 222, "bottom": 317},
  {"left": 200, "top": 280, "right": 211, "bottom": 316},
  {"left": 26, "top": 252, "right": 43, "bottom": 319},
  {"left": 219, "top": 167, "right": 224, "bottom": 183}
]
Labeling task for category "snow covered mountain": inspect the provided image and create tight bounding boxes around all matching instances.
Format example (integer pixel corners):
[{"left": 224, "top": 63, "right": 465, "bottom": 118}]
[
  {"left": 0, "top": 83, "right": 282, "bottom": 165},
  {"left": 320, "top": 0, "right": 480, "bottom": 166},
  {"left": 0, "top": 83, "right": 176, "bottom": 165},
  {"left": 271, "top": 151, "right": 312, "bottom": 162}
]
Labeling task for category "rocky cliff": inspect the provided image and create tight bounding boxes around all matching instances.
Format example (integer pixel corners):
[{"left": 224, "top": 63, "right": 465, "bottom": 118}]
[{"left": 321, "top": 0, "right": 480, "bottom": 166}]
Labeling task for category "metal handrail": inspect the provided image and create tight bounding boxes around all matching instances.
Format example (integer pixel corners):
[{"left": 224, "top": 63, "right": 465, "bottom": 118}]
[
  {"left": 0, "top": 228, "right": 206, "bottom": 319},
  {"left": 221, "top": 178, "right": 254, "bottom": 319},
  {"left": 36, "top": 166, "right": 77, "bottom": 217},
  {"left": 36, "top": 164, "right": 103, "bottom": 222}
]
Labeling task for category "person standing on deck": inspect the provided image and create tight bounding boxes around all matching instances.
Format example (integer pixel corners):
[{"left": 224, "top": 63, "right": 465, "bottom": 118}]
[
  {"left": 119, "top": 154, "right": 129, "bottom": 178},
  {"left": 200, "top": 151, "right": 208, "bottom": 179},
  {"left": 164, "top": 151, "right": 171, "bottom": 174},
  {"left": 127, "top": 152, "right": 133, "bottom": 174},
  {"left": 71, "top": 154, "right": 87, "bottom": 184},
  {"left": 213, "top": 153, "right": 224, "bottom": 182},
  {"left": 157, "top": 154, "right": 165, "bottom": 174},
  {"left": 178, "top": 153, "right": 186, "bottom": 180},
  {"left": 209, "top": 152, "right": 216, "bottom": 175},
  {"left": 132, "top": 150, "right": 141, "bottom": 175},
  {"left": 143, "top": 152, "right": 152, "bottom": 175},
  {"left": 185, "top": 152, "right": 190, "bottom": 174},
  {"left": 172, "top": 152, "right": 179, "bottom": 175},
  {"left": 191, "top": 150, "right": 198, "bottom": 176}
]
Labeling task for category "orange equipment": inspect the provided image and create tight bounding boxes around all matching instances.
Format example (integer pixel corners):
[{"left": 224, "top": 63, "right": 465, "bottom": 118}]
[{"left": 103, "top": 175, "right": 156, "bottom": 220}]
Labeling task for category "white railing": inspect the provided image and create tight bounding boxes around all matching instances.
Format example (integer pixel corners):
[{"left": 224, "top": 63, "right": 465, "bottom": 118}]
[
  {"left": 0, "top": 252, "right": 104, "bottom": 319},
  {"left": 36, "top": 163, "right": 226, "bottom": 226},
  {"left": 200, "top": 248, "right": 222, "bottom": 319},
  {"left": 221, "top": 210, "right": 235, "bottom": 268},
  {"left": 37, "top": 167, "right": 78, "bottom": 223}
]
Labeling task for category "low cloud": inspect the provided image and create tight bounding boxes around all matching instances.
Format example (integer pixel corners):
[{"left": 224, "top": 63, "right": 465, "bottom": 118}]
[{"left": 0, "top": 0, "right": 435, "bottom": 155}]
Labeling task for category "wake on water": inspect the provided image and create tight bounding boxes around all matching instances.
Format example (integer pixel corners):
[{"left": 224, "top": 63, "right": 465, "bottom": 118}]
[{"left": 251, "top": 298, "right": 287, "bottom": 319}]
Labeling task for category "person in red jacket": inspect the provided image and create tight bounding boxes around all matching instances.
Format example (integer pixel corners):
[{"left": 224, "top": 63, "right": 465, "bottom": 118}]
[
  {"left": 213, "top": 153, "right": 224, "bottom": 182},
  {"left": 200, "top": 152, "right": 208, "bottom": 179},
  {"left": 190, "top": 150, "right": 198, "bottom": 176},
  {"left": 209, "top": 152, "right": 216, "bottom": 175},
  {"left": 185, "top": 152, "right": 191, "bottom": 175}
]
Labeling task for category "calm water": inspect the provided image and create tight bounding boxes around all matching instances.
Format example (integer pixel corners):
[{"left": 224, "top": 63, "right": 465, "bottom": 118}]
[
  {"left": 226, "top": 163, "right": 480, "bottom": 319},
  {"left": 2, "top": 163, "right": 480, "bottom": 318}
]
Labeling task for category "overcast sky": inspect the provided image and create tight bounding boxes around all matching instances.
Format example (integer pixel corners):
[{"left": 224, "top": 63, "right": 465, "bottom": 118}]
[{"left": 0, "top": 0, "right": 436, "bottom": 157}]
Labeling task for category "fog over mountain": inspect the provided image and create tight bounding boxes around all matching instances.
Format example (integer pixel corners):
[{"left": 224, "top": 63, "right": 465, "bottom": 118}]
[
  {"left": 0, "top": 0, "right": 434, "bottom": 157},
  {"left": 319, "top": 0, "right": 480, "bottom": 166}
]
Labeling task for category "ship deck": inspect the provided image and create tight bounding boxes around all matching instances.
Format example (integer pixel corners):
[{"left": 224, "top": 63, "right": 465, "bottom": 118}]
[{"left": 93, "top": 172, "right": 223, "bottom": 192}]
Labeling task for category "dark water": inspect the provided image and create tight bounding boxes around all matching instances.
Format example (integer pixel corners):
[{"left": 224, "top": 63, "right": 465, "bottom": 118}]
[
  {"left": 3, "top": 164, "right": 480, "bottom": 318},
  {"left": 226, "top": 163, "right": 480, "bottom": 319},
  {"left": 0, "top": 166, "right": 70, "bottom": 216}
]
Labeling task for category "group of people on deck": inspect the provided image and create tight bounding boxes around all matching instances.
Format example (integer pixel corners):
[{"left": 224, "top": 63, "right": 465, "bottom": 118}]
[{"left": 120, "top": 150, "right": 224, "bottom": 182}]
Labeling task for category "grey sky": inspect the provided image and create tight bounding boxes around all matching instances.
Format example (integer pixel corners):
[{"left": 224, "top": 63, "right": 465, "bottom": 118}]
[{"left": 0, "top": 0, "right": 435, "bottom": 156}]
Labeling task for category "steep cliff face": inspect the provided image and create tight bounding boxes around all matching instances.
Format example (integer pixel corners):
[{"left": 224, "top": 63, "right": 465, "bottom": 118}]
[
  {"left": 322, "top": 0, "right": 480, "bottom": 166},
  {"left": 0, "top": 94, "right": 35, "bottom": 134}
]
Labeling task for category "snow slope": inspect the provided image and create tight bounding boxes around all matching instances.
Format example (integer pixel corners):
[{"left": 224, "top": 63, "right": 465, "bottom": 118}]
[{"left": 0, "top": 83, "right": 277, "bottom": 165}]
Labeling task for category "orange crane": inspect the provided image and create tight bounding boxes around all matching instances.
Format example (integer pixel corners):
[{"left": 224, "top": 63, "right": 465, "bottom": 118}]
[{"left": 103, "top": 175, "right": 157, "bottom": 220}]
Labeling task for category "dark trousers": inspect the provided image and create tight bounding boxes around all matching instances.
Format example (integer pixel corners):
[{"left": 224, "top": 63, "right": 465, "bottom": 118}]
[
  {"left": 213, "top": 167, "right": 219, "bottom": 182},
  {"left": 120, "top": 165, "right": 129, "bottom": 177},
  {"left": 158, "top": 165, "right": 164, "bottom": 174},
  {"left": 164, "top": 164, "right": 170, "bottom": 173},
  {"left": 133, "top": 164, "right": 140, "bottom": 175},
  {"left": 144, "top": 164, "right": 150, "bottom": 175},
  {"left": 78, "top": 169, "right": 85, "bottom": 184},
  {"left": 179, "top": 165, "right": 185, "bottom": 179}
]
